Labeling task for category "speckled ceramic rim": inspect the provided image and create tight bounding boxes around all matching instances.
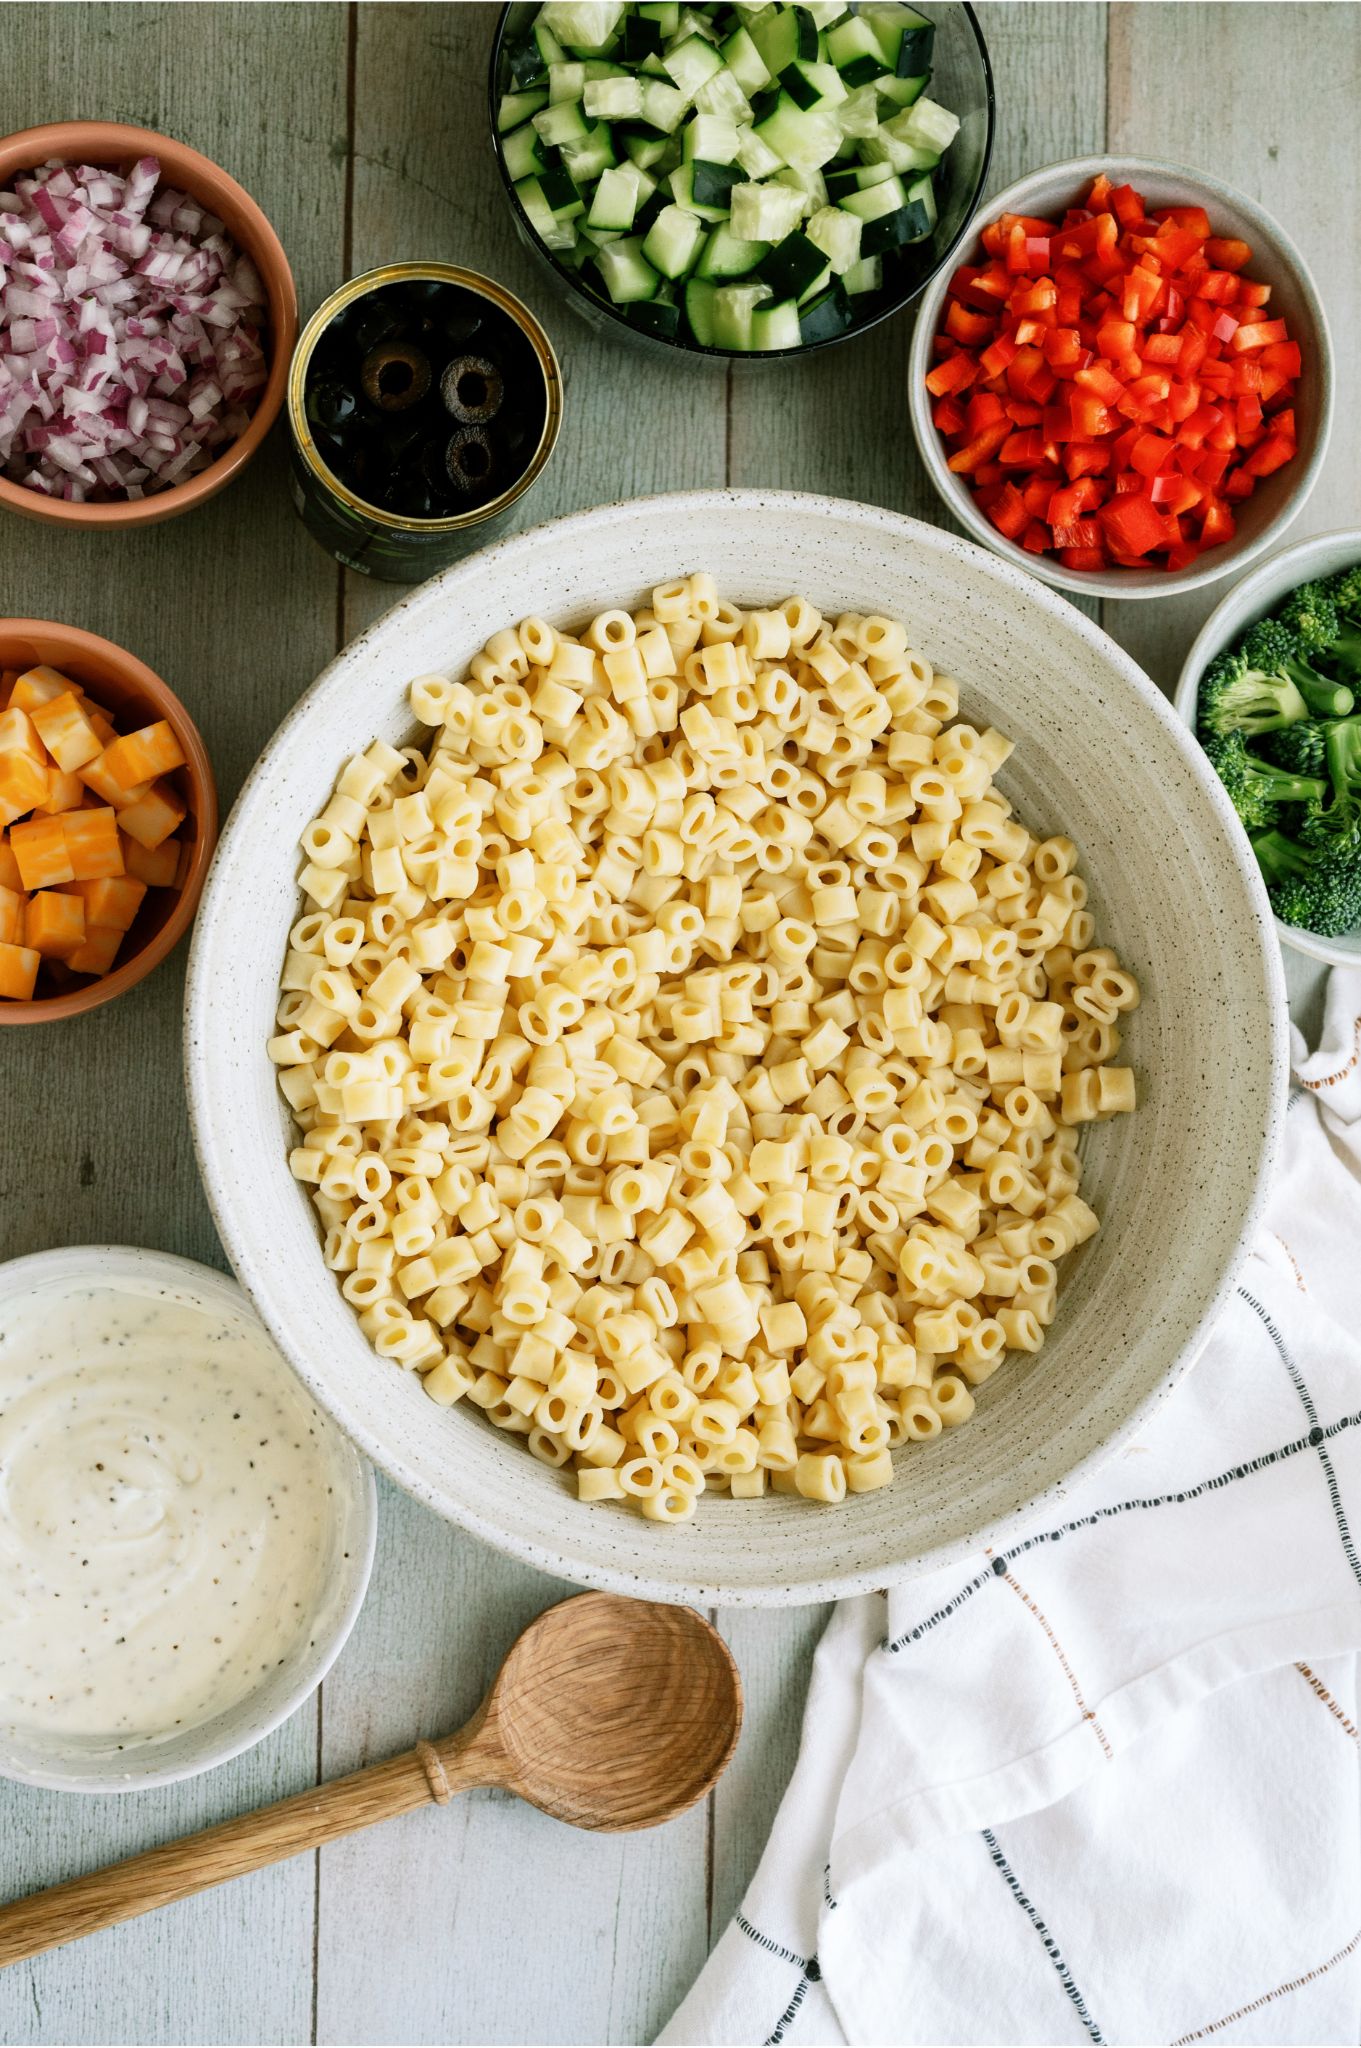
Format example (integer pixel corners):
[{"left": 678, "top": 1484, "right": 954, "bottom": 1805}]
[
  {"left": 0, "top": 1244, "right": 377, "bottom": 1793},
  {"left": 906, "top": 154, "right": 1334, "bottom": 600},
  {"left": 1173, "top": 525, "right": 1361, "bottom": 968},
  {"left": 0, "top": 121, "right": 298, "bottom": 531},
  {"left": 185, "top": 489, "right": 1288, "bottom": 1607}
]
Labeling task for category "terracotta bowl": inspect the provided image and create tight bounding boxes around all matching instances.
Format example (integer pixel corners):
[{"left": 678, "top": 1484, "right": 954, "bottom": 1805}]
[
  {"left": 0, "top": 620, "right": 216, "bottom": 1023},
  {"left": 0, "top": 121, "right": 298, "bottom": 529}
]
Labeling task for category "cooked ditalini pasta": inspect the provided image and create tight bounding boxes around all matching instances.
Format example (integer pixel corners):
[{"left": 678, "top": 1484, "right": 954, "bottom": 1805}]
[{"left": 274, "top": 582, "right": 1140, "bottom": 1521}]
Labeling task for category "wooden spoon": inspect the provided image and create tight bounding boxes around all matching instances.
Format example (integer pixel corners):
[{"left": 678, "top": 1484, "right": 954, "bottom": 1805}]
[{"left": 0, "top": 1591, "right": 742, "bottom": 1970}]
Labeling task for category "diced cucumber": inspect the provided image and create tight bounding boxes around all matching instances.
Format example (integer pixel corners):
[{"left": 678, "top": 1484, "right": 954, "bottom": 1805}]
[
  {"left": 540, "top": 0, "right": 626, "bottom": 53},
  {"left": 540, "top": 162, "right": 585, "bottom": 216},
  {"left": 562, "top": 120, "right": 618, "bottom": 183},
  {"left": 691, "top": 158, "right": 747, "bottom": 205},
  {"left": 857, "top": 119, "right": 937, "bottom": 173},
  {"left": 696, "top": 70, "right": 754, "bottom": 125},
  {"left": 548, "top": 60, "right": 588, "bottom": 101},
  {"left": 775, "top": 162, "right": 827, "bottom": 212},
  {"left": 825, "top": 15, "right": 888, "bottom": 84},
  {"left": 892, "top": 94, "right": 959, "bottom": 155},
  {"left": 713, "top": 280, "right": 773, "bottom": 349},
  {"left": 588, "top": 163, "right": 640, "bottom": 231},
  {"left": 754, "top": 95, "right": 842, "bottom": 169},
  {"left": 751, "top": 297, "right": 801, "bottom": 349},
  {"left": 777, "top": 58, "right": 847, "bottom": 110},
  {"left": 755, "top": 227, "right": 829, "bottom": 297},
  {"left": 734, "top": 124, "right": 784, "bottom": 178},
  {"left": 642, "top": 202, "right": 708, "bottom": 276},
  {"left": 627, "top": 298, "right": 682, "bottom": 340},
  {"left": 802, "top": 0, "right": 851, "bottom": 26},
  {"left": 684, "top": 112, "right": 741, "bottom": 163},
  {"left": 533, "top": 98, "right": 591, "bottom": 147},
  {"left": 673, "top": 4, "right": 720, "bottom": 41},
  {"left": 805, "top": 202, "right": 861, "bottom": 272},
  {"left": 835, "top": 83, "right": 882, "bottom": 137},
  {"left": 669, "top": 161, "right": 731, "bottom": 220},
  {"left": 663, "top": 32, "right": 724, "bottom": 96},
  {"left": 684, "top": 276, "right": 718, "bottom": 345},
  {"left": 904, "top": 167, "right": 938, "bottom": 240},
  {"left": 584, "top": 73, "right": 644, "bottom": 117},
  {"left": 695, "top": 223, "right": 772, "bottom": 278},
  {"left": 750, "top": 5, "right": 819, "bottom": 77},
  {"left": 721, "top": 24, "right": 773, "bottom": 95},
  {"left": 620, "top": 124, "right": 675, "bottom": 169},
  {"left": 622, "top": 10, "right": 664, "bottom": 60},
  {"left": 594, "top": 233, "right": 660, "bottom": 301},
  {"left": 874, "top": 70, "right": 928, "bottom": 106},
  {"left": 729, "top": 176, "right": 806, "bottom": 242},
  {"left": 640, "top": 0, "right": 680, "bottom": 31},
  {"left": 840, "top": 174, "right": 908, "bottom": 221},
  {"left": 843, "top": 252, "right": 883, "bottom": 293},
  {"left": 639, "top": 76, "right": 690, "bottom": 131},
  {"left": 501, "top": 122, "right": 548, "bottom": 180},
  {"left": 855, "top": 160, "right": 900, "bottom": 187},
  {"left": 508, "top": 38, "right": 547, "bottom": 90},
  {"left": 798, "top": 276, "right": 852, "bottom": 342},
  {"left": 863, "top": 4, "right": 935, "bottom": 77},
  {"left": 514, "top": 175, "right": 578, "bottom": 252},
  {"left": 498, "top": 87, "right": 550, "bottom": 133}
]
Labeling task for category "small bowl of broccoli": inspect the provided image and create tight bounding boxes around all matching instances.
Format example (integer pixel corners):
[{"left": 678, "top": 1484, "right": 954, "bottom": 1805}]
[{"left": 1177, "top": 528, "right": 1361, "bottom": 964}]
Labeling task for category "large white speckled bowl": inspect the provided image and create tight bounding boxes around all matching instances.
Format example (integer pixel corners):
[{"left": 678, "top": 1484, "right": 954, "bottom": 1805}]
[{"left": 185, "top": 491, "right": 1287, "bottom": 1606}]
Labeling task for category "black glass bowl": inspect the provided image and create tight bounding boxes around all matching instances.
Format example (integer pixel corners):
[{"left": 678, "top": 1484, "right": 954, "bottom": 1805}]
[{"left": 487, "top": 2, "right": 995, "bottom": 364}]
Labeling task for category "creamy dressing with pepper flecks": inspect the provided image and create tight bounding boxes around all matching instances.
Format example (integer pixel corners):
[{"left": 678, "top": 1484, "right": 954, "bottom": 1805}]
[{"left": 0, "top": 1274, "right": 341, "bottom": 1749}]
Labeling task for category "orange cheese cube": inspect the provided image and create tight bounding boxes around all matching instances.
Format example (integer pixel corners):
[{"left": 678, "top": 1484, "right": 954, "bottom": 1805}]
[
  {"left": 0, "top": 882, "right": 23, "bottom": 945},
  {"left": 35, "top": 765, "right": 85, "bottom": 814},
  {"left": 86, "top": 708, "right": 116, "bottom": 746},
  {"left": 0, "top": 704, "right": 50, "bottom": 815},
  {"left": 78, "top": 752, "right": 152, "bottom": 808},
  {"left": 67, "top": 924, "right": 123, "bottom": 977},
  {"left": 116, "top": 781, "right": 185, "bottom": 851},
  {"left": 60, "top": 806, "right": 123, "bottom": 881},
  {"left": 121, "top": 833, "right": 179, "bottom": 888},
  {"left": 0, "top": 705, "right": 44, "bottom": 759},
  {"left": 9, "top": 666, "right": 77, "bottom": 714},
  {"left": 0, "top": 939, "right": 39, "bottom": 998},
  {"left": 0, "top": 836, "right": 20, "bottom": 890},
  {"left": 73, "top": 874, "right": 146, "bottom": 931},
  {"left": 10, "top": 815, "right": 75, "bottom": 890},
  {"left": 24, "top": 888, "right": 85, "bottom": 960},
  {"left": 30, "top": 692, "right": 102, "bottom": 773},
  {"left": 99, "top": 720, "right": 186, "bottom": 790}
]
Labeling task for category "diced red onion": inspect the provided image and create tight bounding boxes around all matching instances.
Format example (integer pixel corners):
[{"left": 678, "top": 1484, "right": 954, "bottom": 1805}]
[{"left": 0, "top": 156, "right": 269, "bottom": 500}]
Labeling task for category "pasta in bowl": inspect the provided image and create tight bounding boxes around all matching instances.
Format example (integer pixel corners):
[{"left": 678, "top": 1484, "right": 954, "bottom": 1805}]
[
  {"left": 270, "top": 581, "right": 1140, "bottom": 1524},
  {"left": 186, "top": 491, "right": 1284, "bottom": 1604}
]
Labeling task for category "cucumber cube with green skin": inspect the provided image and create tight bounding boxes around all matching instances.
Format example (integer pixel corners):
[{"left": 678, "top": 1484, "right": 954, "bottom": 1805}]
[
  {"left": 539, "top": 162, "right": 583, "bottom": 214},
  {"left": 891, "top": 94, "right": 959, "bottom": 154},
  {"left": 541, "top": 0, "right": 627, "bottom": 52},
  {"left": 836, "top": 83, "right": 882, "bottom": 137},
  {"left": 904, "top": 168, "right": 938, "bottom": 238},
  {"left": 663, "top": 32, "right": 725, "bottom": 96},
  {"left": 712, "top": 280, "right": 774, "bottom": 349},
  {"left": 639, "top": 77, "right": 689, "bottom": 131},
  {"left": 642, "top": 202, "right": 708, "bottom": 277},
  {"left": 585, "top": 74, "right": 644, "bottom": 118},
  {"left": 562, "top": 122, "right": 618, "bottom": 184},
  {"left": 639, "top": 0, "right": 680, "bottom": 30},
  {"left": 875, "top": 70, "right": 929, "bottom": 106},
  {"left": 548, "top": 60, "right": 588, "bottom": 101},
  {"left": 805, "top": 202, "right": 861, "bottom": 272},
  {"left": 684, "top": 275, "right": 718, "bottom": 345},
  {"left": 533, "top": 98, "right": 590, "bottom": 147},
  {"left": 694, "top": 68, "right": 754, "bottom": 124},
  {"left": 684, "top": 113, "right": 741, "bottom": 163},
  {"left": 499, "top": 86, "right": 550, "bottom": 133},
  {"left": 501, "top": 122, "right": 548, "bottom": 181},
  {"left": 777, "top": 58, "right": 847, "bottom": 109},
  {"left": 734, "top": 124, "right": 784, "bottom": 178},
  {"left": 755, "top": 227, "right": 830, "bottom": 297},
  {"left": 864, "top": 4, "right": 935, "bottom": 76},
  {"left": 620, "top": 125, "right": 673, "bottom": 170},
  {"left": 751, "top": 297, "right": 802, "bottom": 349},
  {"left": 721, "top": 24, "right": 774, "bottom": 94},
  {"left": 798, "top": 276, "right": 852, "bottom": 341},
  {"left": 750, "top": 5, "right": 819, "bottom": 77},
  {"left": 508, "top": 36, "right": 549, "bottom": 89},
  {"left": 668, "top": 161, "right": 728, "bottom": 220},
  {"left": 775, "top": 162, "right": 827, "bottom": 212},
  {"left": 858, "top": 204, "right": 921, "bottom": 254},
  {"left": 594, "top": 233, "right": 661, "bottom": 301},
  {"left": 826, "top": 14, "right": 889, "bottom": 81},
  {"left": 627, "top": 298, "right": 682, "bottom": 340},
  {"left": 695, "top": 224, "right": 772, "bottom": 278},
  {"left": 840, "top": 175, "right": 908, "bottom": 221},
  {"left": 754, "top": 97, "right": 843, "bottom": 169},
  {"left": 803, "top": 0, "right": 852, "bottom": 26},
  {"left": 842, "top": 251, "right": 883, "bottom": 293},
  {"left": 588, "top": 163, "right": 641, "bottom": 231},
  {"left": 514, "top": 175, "right": 578, "bottom": 252},
  {"left": 691, "top": 158, "right": 748, "bottom": 206},
  {"left": 729, "top": 176, "right": 805, "bottom": 241},
  {"left": 856, "top": 121, "right": 936, "bottom": 173},
  {"left": 622, "top": 11, "right": 664, "bottom": 60},
  {"left": 855, "top": 160, "right": 901, "bottom": 187}
]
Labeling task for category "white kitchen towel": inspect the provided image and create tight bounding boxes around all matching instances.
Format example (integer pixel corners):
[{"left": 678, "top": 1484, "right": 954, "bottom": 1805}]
[{"left": 662, "top": 968, "right": 1361, "bottom": 2048}]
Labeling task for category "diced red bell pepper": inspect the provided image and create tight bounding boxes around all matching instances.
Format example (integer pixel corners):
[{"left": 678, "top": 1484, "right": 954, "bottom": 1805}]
[
  {"left": 973, "top": 462, "right": 1005, "bottom": 486},
  {"left": 978, "top": 332, "right": 1019, "bottom": 379},
  {"left": 1096, "top": 314, "right": 1138, "bottom": 359},
  {"left": 1200, "top": 498, "right": 1236, "bottom": 545},
  {"left": 1098, "top": 492, "right": 1167, "bottom": 557},
  {"left": 1020, "top": 519, "right": 1051, "bottom": 553},
  {"left": 1063, "top": 440, "right": 1111, "bottom": 479},
  {"left": 1074, "top": 360, "right": 1125, "bottom": 406},
  {"left": 925, "top": 352, "right": 978, "bottom": 398},
  {"left": 1142, "top": 331, "right": 1182, "bottom": 366},
  {"left": 1195, "top": 446, "right": 1232, "bottom": 490},
  {"left": 1048, "top": 477, "right": 1102, "bottom": 525},
  {"left": 1232, "top": 318, "right": 1288, "bottom": 352},
  {"left": 988, "top": 481, "right": 1029, "bottom": 538},
  {"left": 1205, "top": 237, "right": 1251, "bottom": 271},
  {"left": 965, "top": 391, "right": 1007, "bottom": 434},
  {"left": 1058, "top": 546, "right": 1107, "bottom": 571},
  {"left": 932, "top": 397, "right": 967, "bottom": 436},
  {"left": 999, "top": 428, "right": 1046, "bottom": 466},
  {"left": 1235, "top": 393, "right": 1263, "bottom": 442},
  {"left": 1122, "top": 265, "right": 1164, "bottom": 323},
  {"left": 1149, "top": 473, "right": 1202, "bottom": 515},
  {"left": 1242, "top": 433, "right": 1295, "bottom": 477},
  {"left": 1261, "top": 339, "right": 1302, "bottom": 378},
  {"left": 1161, "top": 204, "right": 1211, "bottom": 239},
  {"left": 1109, "top": 183, "right": 1145, "bottom": 229},
  {"left": 1222, "top": 466, "right": 1256, "bottom": 501},
  {"left": 1005, "top": 347, "right": 1057, "bottom": 404},
  {"left": 1235, "top": 280, "right": 1273, "bottom": 310},
  {"left": 946, "top": 418, "right": 1011, "bottom": 473},
  {"left": 945, "top": 301, "right": 995, "bottom": 347},
  {"left": 1051, "top": 517, "right": 1103, "bottom": 549},
  {"left": 1042, "top": 325, "right": 1084, "bottom": 370},
  {"left": 1129, "top": 430, "right": 1174, "bottom": 477}
]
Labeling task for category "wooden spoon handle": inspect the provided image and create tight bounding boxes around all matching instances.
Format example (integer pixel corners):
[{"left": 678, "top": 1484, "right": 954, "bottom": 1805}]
[{"left": 0, "top": 1733, "right": 489, "bottom": 1970}]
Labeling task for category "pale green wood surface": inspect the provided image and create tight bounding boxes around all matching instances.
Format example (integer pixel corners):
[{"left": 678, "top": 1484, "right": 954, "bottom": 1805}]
[{"left": 0, "top": 5, "right": 1346, "bottom": 2042}]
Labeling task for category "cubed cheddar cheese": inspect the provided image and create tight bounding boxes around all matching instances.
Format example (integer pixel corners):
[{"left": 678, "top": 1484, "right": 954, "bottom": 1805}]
[
  {"left": 61, "top": 806, "right": 123, "bottom": 880},
  {"left": 67, "top": 925, "right": 123, "bottom": 977},
  {"left": 74, "top": 874, "right": 146, "bottom": 931},
  {"left": 79, "top": 751, "right": 152, "bottom": 807},
  {"left": 0, "top": 706, "right": 50, "bottom": 816},
  {"left": 29, "top": 692, "right": 102, "bottom": 772},
  {"left": 121, "top": 833, "right": 179, "bottom": 888},
  {"left": 0, "top": 881, "right": 24, "bottom": 945},
  {"left": 0, "top": 837, "right": 20, "bottom": 890},
  {"left": 35, "top": 766, "right": 86, "bottom": 815},
  {"left": 9, "top": 666, "right": 76, "bottom": 714},
  {"left": 99, "top": 720, "right": 185, "bottom": 790},
  {"left": 116, "top": 780, "right": 185, "bottom": 851},
  {"left": 0, "top": 940, "right": 40, "bottom": 999},
  {"left": 24, "top": 889, "right": 85, "bottom": 960},
  {"left": 10, "top": 814, "right": 75, "bottom": 890}
]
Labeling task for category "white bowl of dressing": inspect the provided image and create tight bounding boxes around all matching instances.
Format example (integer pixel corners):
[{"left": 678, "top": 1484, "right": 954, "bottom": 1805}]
[{"left": 0, "top": 1244, "right": 376, "bottom": 1792}]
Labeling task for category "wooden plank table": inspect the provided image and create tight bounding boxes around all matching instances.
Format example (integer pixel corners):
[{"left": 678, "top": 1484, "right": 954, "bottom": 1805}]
[{"left": 0, "top": 5, "right": 1354, "bottom": 2040}]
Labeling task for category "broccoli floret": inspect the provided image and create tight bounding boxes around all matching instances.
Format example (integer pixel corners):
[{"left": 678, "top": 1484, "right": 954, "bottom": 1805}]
[
  {"left": 1258, "top": 720, "right": 1328, "bottom": 777},
  {"left": 1241, "top": 612, "right": 1355, "bottom": 718},
  {"left": 1197, "top": 647, "right": 1308, "bottom": 738},
  {"left": 1201, "top": 730, "right": 1326, "bottom": 832},
  {"left": 1253, "top": 825, "right": 1361, "bottom": 936},
  {"left": 1330, "top": 564, "right": 1361, "bottom": 622},
  {"left": 1278, "top": 580, "right": 1341, "bottom": 658}
]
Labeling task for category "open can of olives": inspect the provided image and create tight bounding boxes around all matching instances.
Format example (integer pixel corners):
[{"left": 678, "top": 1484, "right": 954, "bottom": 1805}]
[{"left": 287, "top": 262, "right": 562, "bottom": 583}]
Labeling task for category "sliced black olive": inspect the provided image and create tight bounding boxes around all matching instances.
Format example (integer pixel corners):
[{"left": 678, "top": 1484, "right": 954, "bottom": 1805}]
[
  {"left": 306, "top": 378, "right": 358, "bottom": 433},
  {"left": 441, "top": 425, "right": 497, "bottom": 495},
  {"left": 347, "top": 297, "right": 405, "bottom": 355},
  {"left": 440, "top": 354, "right": 505, "bottom": 425},
  {"left": 361, "top": 341, "right": 432, "bottom": 411},
  {"left": 438, "top": 302, "right": 484, "bottom": 349}
]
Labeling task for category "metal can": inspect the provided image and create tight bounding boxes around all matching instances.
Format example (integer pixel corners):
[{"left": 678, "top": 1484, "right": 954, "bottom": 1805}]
[{"left": 286, "top": 262, "right": 562, "bottom": 583}]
